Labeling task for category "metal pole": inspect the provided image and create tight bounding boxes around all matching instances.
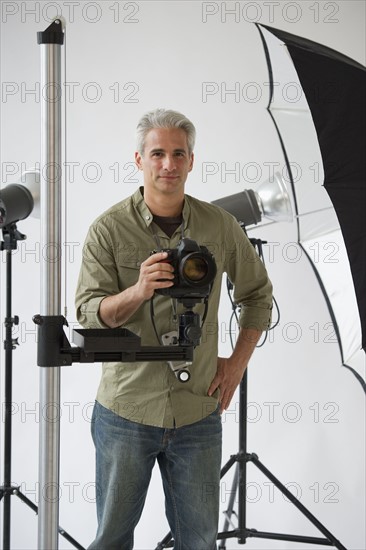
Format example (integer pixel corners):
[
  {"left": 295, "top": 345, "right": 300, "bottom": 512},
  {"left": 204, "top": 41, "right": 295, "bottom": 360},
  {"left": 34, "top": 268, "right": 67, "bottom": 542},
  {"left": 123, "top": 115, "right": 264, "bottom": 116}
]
[
  {"left": 238, "top": 369, "right": 248, "bottom": 543},
  {"left": 37, "top": 20, "right": 64, "bottom": 550},
  {"left": 3, "top": 249, "right": 13, "bottom": 549}
]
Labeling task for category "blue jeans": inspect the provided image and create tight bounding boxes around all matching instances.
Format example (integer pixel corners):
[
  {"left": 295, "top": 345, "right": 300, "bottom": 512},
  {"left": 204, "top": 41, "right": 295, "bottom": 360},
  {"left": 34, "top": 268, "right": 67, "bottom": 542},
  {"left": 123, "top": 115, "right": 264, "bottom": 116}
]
[{"left": 88, "top": 401, "right": 222, "bottom": 550}]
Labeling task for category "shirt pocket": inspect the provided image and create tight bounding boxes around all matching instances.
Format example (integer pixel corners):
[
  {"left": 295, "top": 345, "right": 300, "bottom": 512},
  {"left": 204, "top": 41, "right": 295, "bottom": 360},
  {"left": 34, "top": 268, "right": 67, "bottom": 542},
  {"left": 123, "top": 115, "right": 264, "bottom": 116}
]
[
  {"left": 116, "top": 243, "right": 148, "bottom": 290},
  {"left": 115, "top": 259, "right": 141, "bottom": 290}
]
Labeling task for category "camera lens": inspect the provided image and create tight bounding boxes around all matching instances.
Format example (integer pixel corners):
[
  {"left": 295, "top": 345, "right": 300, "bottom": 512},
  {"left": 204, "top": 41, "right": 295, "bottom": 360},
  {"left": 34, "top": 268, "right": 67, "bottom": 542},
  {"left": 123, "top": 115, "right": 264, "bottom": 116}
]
[
  {"left": 182, "top": 256, "right": 208, "bottom": 282},
  {"left": 155, "top": 238, "right": 217, "bottom": 297}
]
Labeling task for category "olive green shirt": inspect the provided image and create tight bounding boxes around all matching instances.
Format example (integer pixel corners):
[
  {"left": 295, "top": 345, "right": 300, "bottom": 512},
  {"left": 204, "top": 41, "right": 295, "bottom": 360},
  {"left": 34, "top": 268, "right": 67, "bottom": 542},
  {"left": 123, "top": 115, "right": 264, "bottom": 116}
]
[{"left": 75, "top": 188, "right": 272, "bottom": 428}]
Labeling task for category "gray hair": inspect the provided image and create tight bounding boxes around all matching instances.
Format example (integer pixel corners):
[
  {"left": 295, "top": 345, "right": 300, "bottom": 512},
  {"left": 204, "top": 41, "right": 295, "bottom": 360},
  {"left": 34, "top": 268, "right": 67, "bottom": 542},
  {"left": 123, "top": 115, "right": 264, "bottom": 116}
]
[{"left": 136, "top": 108, "right": 196, "bottom": 156}]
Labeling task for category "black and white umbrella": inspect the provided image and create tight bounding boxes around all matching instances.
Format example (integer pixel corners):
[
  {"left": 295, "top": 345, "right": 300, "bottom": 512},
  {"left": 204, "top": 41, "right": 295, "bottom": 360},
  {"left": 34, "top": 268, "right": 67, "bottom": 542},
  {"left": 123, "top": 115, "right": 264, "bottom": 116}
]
[{"left": 256, "top": 23, "right": 366, "bottom": 389}]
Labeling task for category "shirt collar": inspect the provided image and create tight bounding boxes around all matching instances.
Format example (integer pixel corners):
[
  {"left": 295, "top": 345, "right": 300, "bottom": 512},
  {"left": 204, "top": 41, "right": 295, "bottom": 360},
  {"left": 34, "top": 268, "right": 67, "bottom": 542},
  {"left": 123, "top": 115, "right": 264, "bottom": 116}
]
[{"left": 133, "top": 187, "right": 191, "bottom": 231}]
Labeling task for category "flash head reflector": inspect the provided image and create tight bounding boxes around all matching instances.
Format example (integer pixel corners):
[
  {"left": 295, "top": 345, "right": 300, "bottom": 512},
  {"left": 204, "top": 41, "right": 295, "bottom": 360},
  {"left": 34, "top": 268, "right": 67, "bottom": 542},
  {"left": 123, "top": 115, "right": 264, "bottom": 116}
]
[{"left": 0, "top": 184, "right": 34, "bottom": 228}]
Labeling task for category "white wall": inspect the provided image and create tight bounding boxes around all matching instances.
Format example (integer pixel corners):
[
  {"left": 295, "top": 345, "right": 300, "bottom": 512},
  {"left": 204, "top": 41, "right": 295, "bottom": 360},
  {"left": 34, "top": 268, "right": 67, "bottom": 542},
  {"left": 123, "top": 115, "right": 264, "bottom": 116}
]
[{"left": 0, "top": 1, "right": 365, "bottom": 549}]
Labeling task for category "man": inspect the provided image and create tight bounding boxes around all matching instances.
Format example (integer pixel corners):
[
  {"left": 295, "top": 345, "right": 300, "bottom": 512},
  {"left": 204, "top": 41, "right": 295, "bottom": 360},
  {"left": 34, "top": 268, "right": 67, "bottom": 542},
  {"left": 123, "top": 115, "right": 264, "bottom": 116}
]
[{"left": 75, "top": 108, "right": 273, "bottom": 549}]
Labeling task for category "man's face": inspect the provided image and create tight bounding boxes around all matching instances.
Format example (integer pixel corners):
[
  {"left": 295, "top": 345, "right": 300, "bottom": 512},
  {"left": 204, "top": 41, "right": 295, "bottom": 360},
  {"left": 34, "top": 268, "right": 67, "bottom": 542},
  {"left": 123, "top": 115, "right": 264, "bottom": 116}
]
[{"left": 135, "top": 127, "right": 194, "bottom": 198}]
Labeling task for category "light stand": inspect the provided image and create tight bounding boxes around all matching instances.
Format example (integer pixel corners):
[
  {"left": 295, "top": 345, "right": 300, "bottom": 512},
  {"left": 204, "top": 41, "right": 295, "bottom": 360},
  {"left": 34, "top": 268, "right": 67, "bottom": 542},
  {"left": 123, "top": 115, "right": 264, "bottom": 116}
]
[
  {"left": 1, "top": 224, "right": 29, "bottom": 550},
  {"left": 216, "top": 237, "right": 347, "bottom": 549},
  {"left": 216, "top": 369, "right": 347, "bottom": 549},
  {"left": 213, "top": 183, "right": 349, "bottom": 549}
]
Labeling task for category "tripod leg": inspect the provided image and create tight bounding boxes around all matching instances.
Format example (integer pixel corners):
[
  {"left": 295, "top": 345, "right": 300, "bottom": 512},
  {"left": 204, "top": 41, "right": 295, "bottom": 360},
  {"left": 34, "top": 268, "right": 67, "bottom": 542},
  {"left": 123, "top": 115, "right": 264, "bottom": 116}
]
[
  {"left": 3, "top": 492, "right": 11, "bottom": 550},
  {"left": 249, "top": 453, "right": 347, "bottom": 550},
  {"left": 9, "top": 489, "right": 86, "bottom": 550},
  {"left": 155, "top": 532, "right": 173, "bottom": 549}
]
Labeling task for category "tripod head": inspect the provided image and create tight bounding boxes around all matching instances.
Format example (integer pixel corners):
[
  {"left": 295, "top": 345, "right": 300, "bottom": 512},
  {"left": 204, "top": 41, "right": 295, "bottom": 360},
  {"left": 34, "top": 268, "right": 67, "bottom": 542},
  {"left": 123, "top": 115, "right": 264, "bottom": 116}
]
[{"left": 176, "top": 296, "right": 205, "bottom": 348}]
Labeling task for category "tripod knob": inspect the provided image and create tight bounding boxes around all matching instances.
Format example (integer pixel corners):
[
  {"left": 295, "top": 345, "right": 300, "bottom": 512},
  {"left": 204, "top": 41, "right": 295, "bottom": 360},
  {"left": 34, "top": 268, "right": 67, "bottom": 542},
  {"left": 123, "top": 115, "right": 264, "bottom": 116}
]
[
  {"left": 179, "top": 310, "right": 202, "bottom": 347},
  {"left": 4, "top": 315, "right": 19, "bottom": 328},
  {"left": 3, "top": 338, "right": 19, "bottom": 351}
]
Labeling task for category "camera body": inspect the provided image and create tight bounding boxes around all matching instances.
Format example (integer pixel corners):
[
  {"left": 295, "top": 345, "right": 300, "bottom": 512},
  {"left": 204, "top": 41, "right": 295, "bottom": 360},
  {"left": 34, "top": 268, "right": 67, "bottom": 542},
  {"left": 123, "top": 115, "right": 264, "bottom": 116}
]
[{"left": 153, "top": 237, "right": 217, "bottom": 299}]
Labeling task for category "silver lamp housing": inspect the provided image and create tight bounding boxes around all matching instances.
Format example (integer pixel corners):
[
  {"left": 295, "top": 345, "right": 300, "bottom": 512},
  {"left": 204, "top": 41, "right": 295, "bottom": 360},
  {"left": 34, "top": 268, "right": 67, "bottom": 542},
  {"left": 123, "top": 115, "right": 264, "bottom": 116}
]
[{"left": 212, "top": 171, "right": 293, "bottom": 227}]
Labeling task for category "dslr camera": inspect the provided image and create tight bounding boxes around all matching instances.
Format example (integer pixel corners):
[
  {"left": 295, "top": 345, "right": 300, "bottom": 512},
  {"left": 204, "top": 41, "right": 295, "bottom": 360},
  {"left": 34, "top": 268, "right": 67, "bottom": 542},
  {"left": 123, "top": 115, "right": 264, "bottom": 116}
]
[{"left": 153, "top": 237, "right": 217, "bottom": 300}]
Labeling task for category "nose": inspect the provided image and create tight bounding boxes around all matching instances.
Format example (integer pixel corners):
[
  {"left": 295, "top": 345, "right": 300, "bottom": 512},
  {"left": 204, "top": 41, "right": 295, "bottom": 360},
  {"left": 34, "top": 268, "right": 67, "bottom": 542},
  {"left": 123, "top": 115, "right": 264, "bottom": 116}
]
[{"left": 162, "top": 155, "right": 176, "bottom": 172}]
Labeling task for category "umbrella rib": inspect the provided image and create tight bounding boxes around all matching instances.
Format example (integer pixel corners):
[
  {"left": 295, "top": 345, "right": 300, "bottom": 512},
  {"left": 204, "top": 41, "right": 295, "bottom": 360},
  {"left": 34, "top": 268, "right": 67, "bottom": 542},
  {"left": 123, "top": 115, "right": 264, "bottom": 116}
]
[
  {"left": 247, "top": 207, "right": 334, "bottom": 230},
  {"left": 270, "top": 108, "right": 310, "bottom": 114},
  {"left": 296, "top": 207, "right": 334, "bottom": 217},
  {"left": 255, "top": 23, "right": 301, "bottom": 239}
]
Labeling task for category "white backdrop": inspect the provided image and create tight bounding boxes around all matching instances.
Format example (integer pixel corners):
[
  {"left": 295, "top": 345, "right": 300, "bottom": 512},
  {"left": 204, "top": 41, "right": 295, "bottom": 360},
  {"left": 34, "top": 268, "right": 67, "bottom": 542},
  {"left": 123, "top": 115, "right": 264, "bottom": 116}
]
[{"left": 0, "top": 1, "right": 365, "bottom": 549}]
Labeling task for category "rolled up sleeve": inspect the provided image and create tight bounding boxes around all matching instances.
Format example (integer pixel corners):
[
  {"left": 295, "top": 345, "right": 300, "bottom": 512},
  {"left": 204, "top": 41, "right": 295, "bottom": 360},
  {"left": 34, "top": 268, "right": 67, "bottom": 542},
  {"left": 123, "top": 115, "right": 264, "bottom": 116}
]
[
  {"left": 225, "top": 216, "right": 273, "bottom": 331},
  {"left": 75, "top": 222, "right": 119, "bottom": 329}
]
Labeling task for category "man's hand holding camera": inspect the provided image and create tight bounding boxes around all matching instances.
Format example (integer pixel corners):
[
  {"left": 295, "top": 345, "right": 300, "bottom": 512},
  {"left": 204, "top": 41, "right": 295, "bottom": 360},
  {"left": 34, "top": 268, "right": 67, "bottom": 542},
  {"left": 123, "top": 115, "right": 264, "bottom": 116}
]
[
  {"left": 99, "top": 252, "right": 174, "bottom": 328},
  {"left": 135, "top": 251, "right": 175, "bottom": 301}
]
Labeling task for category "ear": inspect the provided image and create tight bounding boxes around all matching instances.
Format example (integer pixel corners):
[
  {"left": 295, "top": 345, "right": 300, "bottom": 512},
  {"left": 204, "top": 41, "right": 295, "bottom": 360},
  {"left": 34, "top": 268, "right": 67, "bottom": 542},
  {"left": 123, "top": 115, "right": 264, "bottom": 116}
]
[
  {"left": 188, "top": 152, "right": 194, "bottom": 172},
  {"left": 135, "top": 151, "right": 143, "bottom": 170}
]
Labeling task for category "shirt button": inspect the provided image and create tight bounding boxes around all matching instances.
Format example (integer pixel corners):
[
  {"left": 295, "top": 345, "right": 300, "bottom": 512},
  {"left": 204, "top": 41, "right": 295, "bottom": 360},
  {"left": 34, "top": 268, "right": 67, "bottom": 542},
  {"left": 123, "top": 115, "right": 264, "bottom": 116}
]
[{"left": 145, "top": 215, "right": 150, "bottom": 220}]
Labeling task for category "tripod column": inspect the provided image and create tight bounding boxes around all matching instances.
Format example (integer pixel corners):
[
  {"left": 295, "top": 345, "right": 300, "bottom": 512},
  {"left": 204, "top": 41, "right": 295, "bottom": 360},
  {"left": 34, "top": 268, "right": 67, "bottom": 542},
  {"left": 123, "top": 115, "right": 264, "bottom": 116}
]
[
  {"left": 2, "top": 248, "right": 15, "bottom": 549},
  {"left": 238, "top": 369, "right": 248, "bottom": 543},
  {"left": 37, "top": 19, "right": 64, "bottom": 550}
]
